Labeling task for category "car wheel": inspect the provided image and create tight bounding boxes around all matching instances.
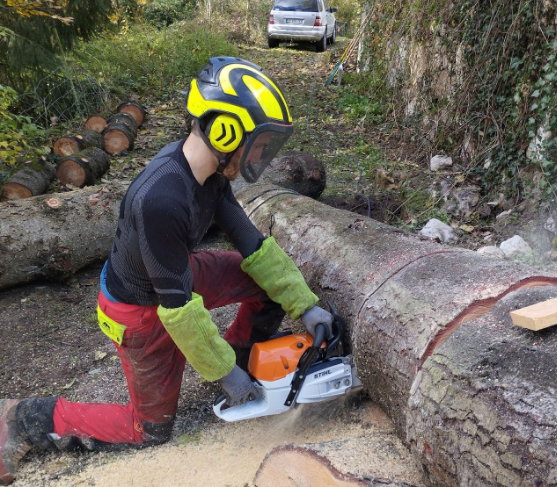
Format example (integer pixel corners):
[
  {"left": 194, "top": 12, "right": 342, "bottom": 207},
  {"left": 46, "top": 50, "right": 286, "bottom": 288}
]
[
  {"left": 330, "top": 23, "right": 336, "bottom": 44},
  {"left": 316, "top": 30, "right": 327, "bottom": 52},
  {"left": 268, "top": 38, "right": 280, "bottom": 48}
]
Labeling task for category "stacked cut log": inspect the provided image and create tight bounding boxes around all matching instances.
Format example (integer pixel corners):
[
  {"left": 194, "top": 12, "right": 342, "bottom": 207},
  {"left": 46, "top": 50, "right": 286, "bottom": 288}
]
[
  {"left": 84, "top": 112, "right": 112, "bottom": 133},
  {"left": 52, "top": 130, "right": 105, "bottom": 157},
  {"left": 85, "top": 100, "right": 146, "bottom": 134},
  {"left": 55, "top": 147, "right": 110, "bottom": 188},
  {"left": 117, "top": 100, "right": 146, "bottom": 128},
  {"left": 0, "top": 157, "right": 56, "bottom": 202},
  {"left": 102, "top": 112, "right": 138, "bottom": 154},
  {"left": 233, "top": 184, "right": 557, "bottom": 487}
]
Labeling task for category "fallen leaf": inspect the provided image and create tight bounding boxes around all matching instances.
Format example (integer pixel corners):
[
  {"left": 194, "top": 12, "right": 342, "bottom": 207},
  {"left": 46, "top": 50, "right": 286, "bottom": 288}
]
[
  {"left": 94, "top": 351, "right": 107, "bottom": 361},
  {"left": 459, "top": 224, "right": 475, "bottom": 233}
]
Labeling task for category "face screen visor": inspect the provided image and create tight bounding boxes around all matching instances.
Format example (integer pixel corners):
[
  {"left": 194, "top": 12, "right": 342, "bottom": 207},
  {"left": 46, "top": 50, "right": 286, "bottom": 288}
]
[{"left": 239, "top": 123, "right": 293, "bottom": 183}]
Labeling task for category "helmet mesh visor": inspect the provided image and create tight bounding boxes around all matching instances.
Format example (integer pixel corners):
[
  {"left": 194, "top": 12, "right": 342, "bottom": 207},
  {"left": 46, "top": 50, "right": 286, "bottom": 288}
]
[{"left": 240, "top": 130, "right": 291, "bottom": 182}]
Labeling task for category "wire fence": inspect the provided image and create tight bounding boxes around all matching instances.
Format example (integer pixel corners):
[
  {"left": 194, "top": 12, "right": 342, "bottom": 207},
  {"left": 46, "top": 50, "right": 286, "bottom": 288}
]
[{"left": 15, "top": 66, "right": 111, "bottom": 128}]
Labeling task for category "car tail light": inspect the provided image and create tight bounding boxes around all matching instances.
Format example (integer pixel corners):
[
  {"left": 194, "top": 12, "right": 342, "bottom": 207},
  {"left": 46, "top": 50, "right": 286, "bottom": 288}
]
[
  {"left": 314, "top": 16, "right": 322, "bottom": 26},
  {"left": 269, "top": 14, "right": 275, "bottom": 24}
]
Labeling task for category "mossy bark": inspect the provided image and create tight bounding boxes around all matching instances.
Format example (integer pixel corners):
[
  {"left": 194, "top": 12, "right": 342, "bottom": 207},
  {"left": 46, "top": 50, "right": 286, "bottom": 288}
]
[
  {"left": 52, "top": 130, "right": 105, "bottom": 157},
  {"left": 1, "top": 157, "right": 56, "bottom": 201},
  {"left": 55, "top": 147, "right": 110, "bottom": 187}
]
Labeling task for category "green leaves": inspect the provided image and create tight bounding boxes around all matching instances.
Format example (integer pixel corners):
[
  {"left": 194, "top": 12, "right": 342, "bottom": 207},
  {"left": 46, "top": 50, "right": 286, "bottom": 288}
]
[{"left": 0, "top": 85, "right": 45, "bottom": 169}]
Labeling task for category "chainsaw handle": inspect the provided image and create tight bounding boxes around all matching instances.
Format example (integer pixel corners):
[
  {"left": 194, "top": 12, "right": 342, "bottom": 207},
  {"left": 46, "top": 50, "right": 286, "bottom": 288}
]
[{"left": 312, "top": 323, "right": 327, "bottom": 348}]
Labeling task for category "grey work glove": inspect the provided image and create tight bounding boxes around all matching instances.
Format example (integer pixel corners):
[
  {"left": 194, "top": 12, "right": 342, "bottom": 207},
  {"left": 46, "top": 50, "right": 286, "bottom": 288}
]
[
  {"left": 301, "top": 305, "right": 334, "bottom": 339},
  {"left": 218, "top": 365, "right": 258, "bottom": 406}
]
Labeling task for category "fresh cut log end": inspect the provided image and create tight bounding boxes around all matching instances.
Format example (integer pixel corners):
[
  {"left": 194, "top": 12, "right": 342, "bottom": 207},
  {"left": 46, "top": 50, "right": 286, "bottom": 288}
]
[
  {"left": 103, "top": 128, "right": 132, "bottom": 154},
  {"left": 56, "top": 160, "right": 87, "bottom": 187},
  {"left": 53, "top": 137, "right": 80, "bottom": 157},
  {"left": 117, "top": 99, "right": 146, "bottom": 127},
  {"left": 56, "top": 148, "right": 110, "bottom": 187},
  {"left": 84, "top": 114, "right": 109, "bottom": 132},
  {"left": 1, "top": 157, "right": 56, "bottom": 201},
  {"left": 1, "top": 183, "right": 32, "bottom": 201}
]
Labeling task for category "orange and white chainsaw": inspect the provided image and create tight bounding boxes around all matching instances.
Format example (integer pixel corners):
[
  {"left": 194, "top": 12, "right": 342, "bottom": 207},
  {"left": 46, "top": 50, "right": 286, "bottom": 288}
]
[{"left": 213, "top": 302, "right": 361, "bottom": 422}]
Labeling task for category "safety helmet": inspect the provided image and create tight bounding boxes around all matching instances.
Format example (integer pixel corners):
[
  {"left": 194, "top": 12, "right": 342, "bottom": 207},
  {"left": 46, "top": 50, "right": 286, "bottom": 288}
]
[{"left": 185, "top": 56, "right": 293, "bottom": 182}]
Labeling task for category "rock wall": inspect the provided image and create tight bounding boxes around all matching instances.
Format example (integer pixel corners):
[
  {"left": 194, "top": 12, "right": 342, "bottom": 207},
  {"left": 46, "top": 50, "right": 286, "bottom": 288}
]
[{"left": 358, "top": 0, "right": 557, "bottom": 190}]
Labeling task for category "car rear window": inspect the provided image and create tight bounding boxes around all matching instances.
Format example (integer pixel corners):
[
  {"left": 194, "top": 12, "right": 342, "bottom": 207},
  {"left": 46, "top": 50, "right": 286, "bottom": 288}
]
[{"left": 272, "top": 0, "right": 319, "bottom": 12}]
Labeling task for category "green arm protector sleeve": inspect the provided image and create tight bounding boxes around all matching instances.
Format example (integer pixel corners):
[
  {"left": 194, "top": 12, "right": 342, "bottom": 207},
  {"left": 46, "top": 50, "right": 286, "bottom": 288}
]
[
  {"left": 157, "top": 293, "right": 235, "bottom": 382},
  {"left": 241, "top": 237, "right": 318, "bottom": 319}
]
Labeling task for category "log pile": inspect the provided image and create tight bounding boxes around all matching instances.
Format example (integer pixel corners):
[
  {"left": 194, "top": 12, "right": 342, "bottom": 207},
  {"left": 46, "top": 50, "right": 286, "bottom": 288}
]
[
  {"left": 233, "top": 184, "right": 557, "bottom": 487},
  {"left": 1, "top": 99, "right": 146, "bottom": 201}
]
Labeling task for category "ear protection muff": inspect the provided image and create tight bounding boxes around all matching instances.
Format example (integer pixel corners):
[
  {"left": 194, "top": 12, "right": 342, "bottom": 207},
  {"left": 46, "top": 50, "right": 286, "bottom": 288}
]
[{"left": 205, "top": 114, "right": 244, "bottom": 153}]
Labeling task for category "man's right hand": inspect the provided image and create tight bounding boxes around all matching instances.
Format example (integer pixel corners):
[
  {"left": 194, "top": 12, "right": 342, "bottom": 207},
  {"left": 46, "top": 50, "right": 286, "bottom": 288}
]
[{"left": 218, "top": 365, "right": 258, "bottom": 406}]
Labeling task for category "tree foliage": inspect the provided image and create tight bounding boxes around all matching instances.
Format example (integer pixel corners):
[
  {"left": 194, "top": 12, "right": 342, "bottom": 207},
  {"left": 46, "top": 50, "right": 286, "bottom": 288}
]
[{"left": 0, "top": 0, "right": 116, "bottom": 111}]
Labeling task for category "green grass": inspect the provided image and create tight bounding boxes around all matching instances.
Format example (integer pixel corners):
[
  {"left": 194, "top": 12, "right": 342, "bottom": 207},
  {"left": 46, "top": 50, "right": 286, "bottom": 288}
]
[{"left": 71, "top": 21, "right": 237, "bottom": 102}]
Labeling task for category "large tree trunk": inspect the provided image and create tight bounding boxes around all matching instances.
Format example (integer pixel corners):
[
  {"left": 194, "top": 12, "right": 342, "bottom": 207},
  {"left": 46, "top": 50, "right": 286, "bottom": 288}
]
[
  {"left": 0, "top": 181, "right": 128, "bottom": 290},
  {"left": 52, "top": 130, "right": 105, "bottom": 157},
  {"left": 102, "top": 112, "right": 138, "bottom": 154},
  {"left": 0, "top": 157, "right": 56, "bottom": 201},
  {"left": 55, "top": 147, "right": 111, "bottom": 187},
  {"left": 234, "top": 184, "right": 557, "bottom": 487}
]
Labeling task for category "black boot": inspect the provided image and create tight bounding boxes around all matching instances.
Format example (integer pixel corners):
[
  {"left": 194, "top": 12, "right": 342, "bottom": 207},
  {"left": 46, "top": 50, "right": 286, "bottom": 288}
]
[{"left": 0, "top": 397, "right": 58, "bottom": 485}]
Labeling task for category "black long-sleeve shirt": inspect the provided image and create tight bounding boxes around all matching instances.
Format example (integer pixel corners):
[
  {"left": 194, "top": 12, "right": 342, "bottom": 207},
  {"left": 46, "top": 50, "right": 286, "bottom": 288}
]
[{"left": 105, "top": 139, "right": 264, "bottom": 309}]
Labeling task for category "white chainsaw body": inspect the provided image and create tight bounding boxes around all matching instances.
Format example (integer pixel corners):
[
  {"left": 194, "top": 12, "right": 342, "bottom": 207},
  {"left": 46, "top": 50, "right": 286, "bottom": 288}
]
[{"left": 213, "top": 356, "right": 360, "bottom": 422}]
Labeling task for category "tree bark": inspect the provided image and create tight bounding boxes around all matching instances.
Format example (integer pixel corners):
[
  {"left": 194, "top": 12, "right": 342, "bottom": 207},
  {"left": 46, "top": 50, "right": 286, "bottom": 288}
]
[
  {"left": 0, "top": 181, "right": 128, "bottom": 290},
  {"left": 84, "top": 112, "right": 112, "bottom": 132},
  {"left": 117, "top": 99, "right": 146, "bottom": 127},
  {"left": 102, "top": 112, "right": 138, "bottom": 154},
  {"left": 55, "top": 147, "right": 111, "bottom": 187},
  {"left": 52, "top": 130, "right": 105, "bottom": 157},
  {"left": 234, "top": 184, "right": 557, "bottom": 487},
  {"left": 0, "top": 157, "right": 56, "bottom": 201}
]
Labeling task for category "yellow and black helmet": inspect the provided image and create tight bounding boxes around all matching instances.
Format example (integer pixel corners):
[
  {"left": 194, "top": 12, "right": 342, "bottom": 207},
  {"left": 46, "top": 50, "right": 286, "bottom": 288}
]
[{"left": 185, "top": 57, "right": 293, "bottom": 182}]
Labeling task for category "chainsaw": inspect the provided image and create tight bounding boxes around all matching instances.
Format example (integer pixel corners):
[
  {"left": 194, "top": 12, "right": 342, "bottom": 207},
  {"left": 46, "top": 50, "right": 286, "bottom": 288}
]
[{"left": 213, "top": 301, "right": 361, "bottom": 422}]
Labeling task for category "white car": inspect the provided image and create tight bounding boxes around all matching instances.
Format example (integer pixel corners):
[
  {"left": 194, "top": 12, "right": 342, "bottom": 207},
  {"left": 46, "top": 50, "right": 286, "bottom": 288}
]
[{"left": 267, "top": 0, "right": 338, "bottom": 52}]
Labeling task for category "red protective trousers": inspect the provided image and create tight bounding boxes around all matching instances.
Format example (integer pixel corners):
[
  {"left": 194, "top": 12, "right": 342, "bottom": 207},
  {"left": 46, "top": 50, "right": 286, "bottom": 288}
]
[{"left": 52, "top": 251, "right": 284, "bottom": 444}]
